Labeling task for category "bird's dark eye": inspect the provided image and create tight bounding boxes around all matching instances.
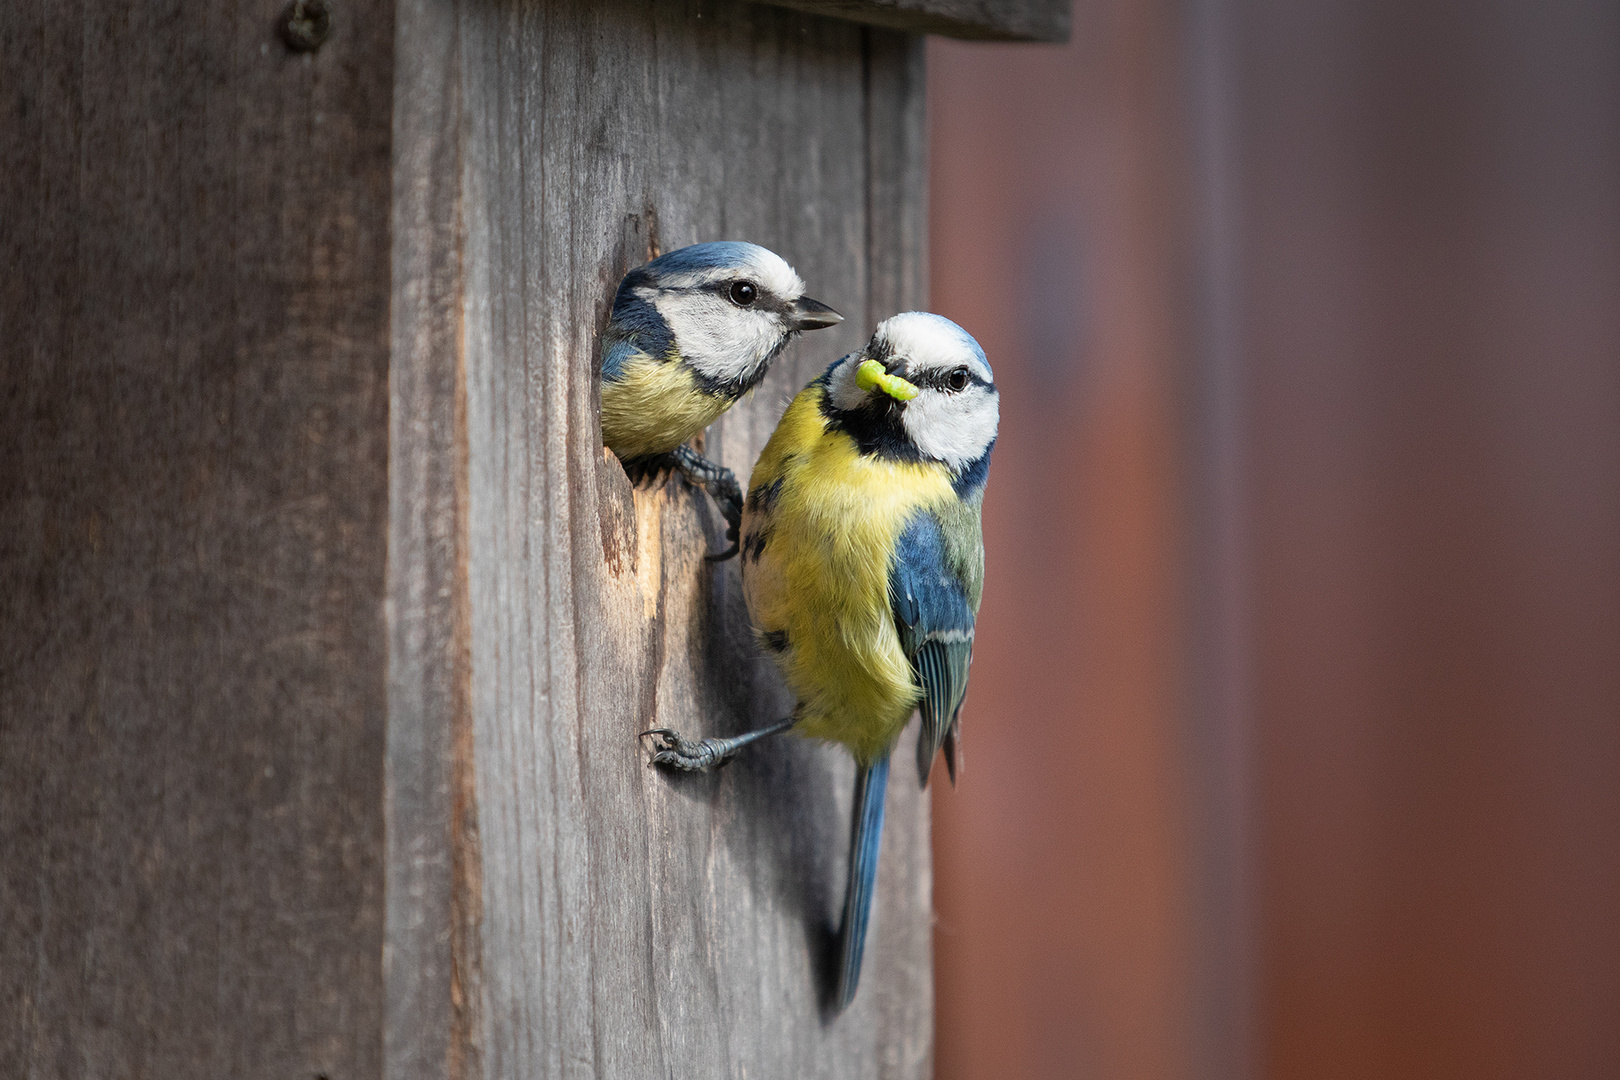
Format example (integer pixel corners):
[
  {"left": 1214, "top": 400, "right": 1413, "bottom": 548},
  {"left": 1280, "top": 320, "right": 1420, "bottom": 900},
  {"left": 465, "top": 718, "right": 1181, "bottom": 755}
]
[
  {"left": 947, "top": 367, "right": 971, "bottom": 392},
  {"left": 729, "top": 281, "right": 758, "bottom": 306}
]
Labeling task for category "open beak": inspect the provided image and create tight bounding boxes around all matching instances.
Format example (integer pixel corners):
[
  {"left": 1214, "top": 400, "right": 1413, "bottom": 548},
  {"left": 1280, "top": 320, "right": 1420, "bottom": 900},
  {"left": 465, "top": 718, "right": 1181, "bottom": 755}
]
[
  {"left": 789, "top": 296, "right": 844, "bottom": 331},
  {"left": 855, "top": 358, "right": 919, "bottom": 402}
]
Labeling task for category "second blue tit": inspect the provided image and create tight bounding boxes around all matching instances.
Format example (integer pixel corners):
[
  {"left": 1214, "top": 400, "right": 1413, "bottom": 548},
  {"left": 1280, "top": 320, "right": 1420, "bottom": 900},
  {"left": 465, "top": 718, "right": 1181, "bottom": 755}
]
[
  {"left": 645, "top": 312, "right": 998, "bottom": 1012},
  {"left": 600, "top": 241, "right": 842, "bottom": 552}
]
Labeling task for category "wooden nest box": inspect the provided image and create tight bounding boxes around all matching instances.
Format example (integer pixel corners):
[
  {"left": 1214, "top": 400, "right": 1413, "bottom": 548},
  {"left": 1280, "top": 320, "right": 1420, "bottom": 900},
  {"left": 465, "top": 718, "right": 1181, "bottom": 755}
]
[{"left": 2, "top": 1, "right": 1067, "bottom": 1077}]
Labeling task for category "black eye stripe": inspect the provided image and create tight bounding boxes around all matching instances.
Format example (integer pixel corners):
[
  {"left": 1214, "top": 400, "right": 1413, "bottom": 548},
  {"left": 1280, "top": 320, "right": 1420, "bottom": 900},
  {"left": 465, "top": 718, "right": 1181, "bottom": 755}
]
[
  {"left": 656, "top": 279, "right": 798, "bottom": 319},
  {"left": 905, "top": 365, "right": 988, "bottom": 392}
]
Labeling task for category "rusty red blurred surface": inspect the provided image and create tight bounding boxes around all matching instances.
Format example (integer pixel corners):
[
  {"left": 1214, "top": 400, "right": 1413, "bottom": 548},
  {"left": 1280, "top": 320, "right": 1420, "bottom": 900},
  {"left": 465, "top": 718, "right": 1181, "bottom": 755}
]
[
  {"left": 928, "top": 2, "right": 1620, "bottom": 1077},
  {"left": 1235, "top": 2, "right": 1620, "bottom": 1077},
  {"left": 928, "top": 10, "right": 1195, "bottom": 1076}
]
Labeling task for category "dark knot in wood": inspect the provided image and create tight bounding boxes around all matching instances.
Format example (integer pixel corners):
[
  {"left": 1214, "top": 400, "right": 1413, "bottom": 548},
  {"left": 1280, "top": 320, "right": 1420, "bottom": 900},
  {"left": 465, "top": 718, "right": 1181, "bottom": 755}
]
[{"left": 279, "top": 0, "right": 332, "bottom": 53}]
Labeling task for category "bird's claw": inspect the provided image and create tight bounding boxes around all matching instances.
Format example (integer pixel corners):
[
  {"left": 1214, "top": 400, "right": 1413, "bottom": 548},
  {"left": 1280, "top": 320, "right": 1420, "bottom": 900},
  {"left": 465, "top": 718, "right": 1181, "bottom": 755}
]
[
  {"left": 704, "top": 517, "right": 740, "bottom": 561},
  {"left": 705, "top": 507, "right": 741, "bottom": 562},
  {"left": 704, "top": 539, "right": 740, "bottom": 563},
  {"left": 641, "top": 727, "right": 734, "bottom": 771},
  {"left": 712, "top": 474, "right": 744, "bottom": 531},
  {"left": 670, "top": 446, "right": 744, "bottom": 561}
]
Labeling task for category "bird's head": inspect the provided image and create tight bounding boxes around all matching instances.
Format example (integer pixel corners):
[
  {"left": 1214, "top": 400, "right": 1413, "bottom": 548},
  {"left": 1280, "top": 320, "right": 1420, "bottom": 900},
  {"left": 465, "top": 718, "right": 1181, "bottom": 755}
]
[
  {"left": 826, "top": 312, "right": 999, "bottom": 479},
  {"left": 613, "top": 241, "right": 842, "bottom": 395}
]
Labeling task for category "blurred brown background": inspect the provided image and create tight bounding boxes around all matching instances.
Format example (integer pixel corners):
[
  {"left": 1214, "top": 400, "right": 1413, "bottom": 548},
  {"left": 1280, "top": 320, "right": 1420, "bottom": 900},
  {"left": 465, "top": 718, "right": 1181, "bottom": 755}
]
[{"left": 926, "top": 1, "right": 1620, "bottom": 1078}]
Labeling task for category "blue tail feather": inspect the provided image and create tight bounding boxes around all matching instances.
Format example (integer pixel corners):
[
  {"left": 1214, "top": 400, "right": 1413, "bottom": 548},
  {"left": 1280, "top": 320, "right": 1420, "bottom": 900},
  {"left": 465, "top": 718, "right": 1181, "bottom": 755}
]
[{"left": 834, "top": 755, "right": 890, "bottom": 1011}]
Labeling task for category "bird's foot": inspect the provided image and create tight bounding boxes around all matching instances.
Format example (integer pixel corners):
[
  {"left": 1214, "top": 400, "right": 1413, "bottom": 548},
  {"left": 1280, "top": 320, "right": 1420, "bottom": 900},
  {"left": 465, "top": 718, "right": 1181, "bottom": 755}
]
[
  {"left": 704, "top": 531, "right": 740, "bottom": 562},
  {"left": 670, "top": 445, "right": 742, "bottom": 560},
  {"left": 641, "top": 728, "right": 738, "bottom": 771},
  {"left": 641, "top": 716, "right": 797, "bottom": 772}
]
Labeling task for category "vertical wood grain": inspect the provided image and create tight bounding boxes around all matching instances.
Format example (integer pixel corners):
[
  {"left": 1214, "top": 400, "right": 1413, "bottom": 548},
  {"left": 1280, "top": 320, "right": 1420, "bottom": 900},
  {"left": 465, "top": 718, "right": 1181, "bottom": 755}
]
[
  {"left": 0, "top": 2, "right": 395, "bottom": 1077},
  {"left": 388, "top": 0, "right": 481, "bottom": 1076},
  {"left": 388, "top": 1, "right": 934, "bottom": 1075},
  {"left": 2, "top": 1, "right": 931, "bottom": 1074}
]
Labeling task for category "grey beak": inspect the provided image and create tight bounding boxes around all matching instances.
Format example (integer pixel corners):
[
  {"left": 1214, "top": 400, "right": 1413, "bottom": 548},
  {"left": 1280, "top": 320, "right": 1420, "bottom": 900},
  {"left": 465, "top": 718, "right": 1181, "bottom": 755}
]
[{"left": 789, "top": 296, "right": 844, "bottom": 331}]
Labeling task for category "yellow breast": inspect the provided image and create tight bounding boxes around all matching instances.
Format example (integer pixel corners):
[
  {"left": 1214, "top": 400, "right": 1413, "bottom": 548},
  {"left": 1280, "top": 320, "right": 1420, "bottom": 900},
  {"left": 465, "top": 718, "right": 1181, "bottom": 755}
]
[
  {"left": 601, "top": 352, "right": 731, "bottom": 461},
  {"left": 742, "top": 385, "right": 957, "bottom": 763}
]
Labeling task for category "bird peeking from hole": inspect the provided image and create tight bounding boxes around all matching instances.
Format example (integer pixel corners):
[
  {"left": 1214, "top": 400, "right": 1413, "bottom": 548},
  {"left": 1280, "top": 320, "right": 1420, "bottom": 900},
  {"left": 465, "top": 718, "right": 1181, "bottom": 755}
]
[
  {"left": 643, "top": 312, "right": 997, "bottom": 1012},
  {"left": 599, "top": 241, "right": 843, "bottom": 558}
]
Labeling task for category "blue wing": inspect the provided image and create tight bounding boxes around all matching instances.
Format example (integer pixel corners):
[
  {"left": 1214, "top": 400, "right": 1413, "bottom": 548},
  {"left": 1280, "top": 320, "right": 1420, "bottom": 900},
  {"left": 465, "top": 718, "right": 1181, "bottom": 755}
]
[
  {"left": 602, "top": 275, "right": 674, "bottom": 383},
  {"left": 599, "top": 337, "right": 641, "bottom": 383},
  {"left": 890, "top": 512, "right": 977, "bottom": 787}
]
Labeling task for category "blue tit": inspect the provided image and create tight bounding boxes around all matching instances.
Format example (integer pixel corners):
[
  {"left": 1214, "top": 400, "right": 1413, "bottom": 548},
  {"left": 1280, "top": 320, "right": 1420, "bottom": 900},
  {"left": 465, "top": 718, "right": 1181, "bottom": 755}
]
[
  {"left": 644, "top": 312, "right": 998, "bottom": 1011},
  {"left": 601, "top": 241, "right": 842, "bottom": 553}
]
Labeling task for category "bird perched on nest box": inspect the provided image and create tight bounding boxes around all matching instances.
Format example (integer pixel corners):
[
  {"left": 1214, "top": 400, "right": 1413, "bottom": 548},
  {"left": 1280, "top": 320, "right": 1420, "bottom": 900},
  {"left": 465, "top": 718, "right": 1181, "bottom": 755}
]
[
  {"left": 600, "top": 241, "right": 843, "bottom": 555},
  {"left": 643, "top": 312, "right": 998, "bottom": 1011}
]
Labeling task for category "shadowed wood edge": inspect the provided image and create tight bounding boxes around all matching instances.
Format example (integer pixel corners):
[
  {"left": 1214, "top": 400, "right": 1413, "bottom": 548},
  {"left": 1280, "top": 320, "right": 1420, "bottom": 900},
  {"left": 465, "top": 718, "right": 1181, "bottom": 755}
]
[{"left": 748, "top": 0, "right": 1070, "bottom": 42}]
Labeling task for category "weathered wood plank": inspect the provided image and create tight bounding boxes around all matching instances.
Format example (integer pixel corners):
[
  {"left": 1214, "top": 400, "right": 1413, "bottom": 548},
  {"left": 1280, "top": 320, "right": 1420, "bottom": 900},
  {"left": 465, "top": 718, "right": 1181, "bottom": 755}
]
[
  {"left": 4, "top": 1, "right": 936, "bottom": 1074},
  {"left": 389, "top": 0, "right": 935, "bottom": 1075},
  {"left": 749, "top": 0, "right": 1070, "bottom": 42},
  {"left": 387, "top": 0, "right": 483, "bottom": 1077},
  {"left": 0, "top": 2, "right": 394, "bottom": 1077}
]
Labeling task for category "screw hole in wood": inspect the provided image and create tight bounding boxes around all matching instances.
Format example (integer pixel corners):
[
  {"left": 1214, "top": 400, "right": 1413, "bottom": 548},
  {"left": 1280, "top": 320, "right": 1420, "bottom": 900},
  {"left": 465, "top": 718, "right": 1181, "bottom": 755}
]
[{"left": 279, "top": 0, "right": 332, "bottom": 53}]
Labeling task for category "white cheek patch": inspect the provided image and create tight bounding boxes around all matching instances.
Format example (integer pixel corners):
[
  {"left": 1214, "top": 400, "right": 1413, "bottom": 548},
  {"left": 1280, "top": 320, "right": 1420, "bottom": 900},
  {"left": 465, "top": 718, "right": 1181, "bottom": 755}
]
[
  {"left": 652, "top": 291, "right": 785, "bottom": 383},
  {"left": 901, "top": 385, "right": 999, "bottom": 469}
]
